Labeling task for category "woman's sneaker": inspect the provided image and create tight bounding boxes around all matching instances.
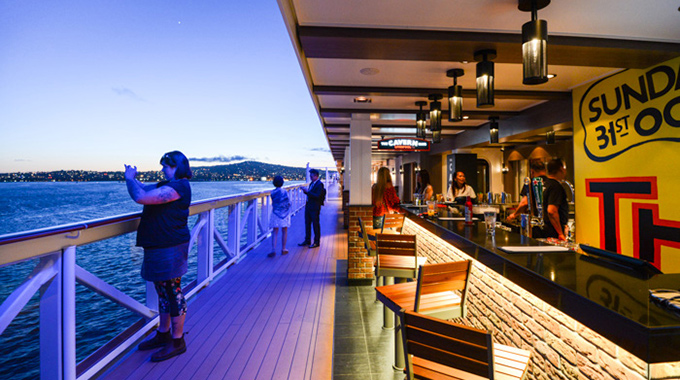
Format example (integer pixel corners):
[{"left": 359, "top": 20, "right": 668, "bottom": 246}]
[{"left": 138, "top": 330, "right": 170, "bottom": 351}]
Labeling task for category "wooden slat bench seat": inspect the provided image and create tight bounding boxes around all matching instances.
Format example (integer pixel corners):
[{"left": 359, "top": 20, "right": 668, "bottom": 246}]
[{"left": 400, "top": 310, "right": 531, "bottom": 380}]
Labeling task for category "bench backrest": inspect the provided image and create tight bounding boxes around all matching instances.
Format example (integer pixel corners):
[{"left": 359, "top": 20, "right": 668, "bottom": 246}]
[
  {"left": 358, "top": 217, "right": 376, "bottom": 256},
  {"left": 382, "top": 213, "right": 405, "bottom": 233},
  {"left": 400, "top": 310, "right": 494, "bottom": 380},
  {"left": 376, "top": 233, "right": 416, "bottom": 257},
  {"left": 415, "top": 260, "right": 472, "bottom": 314}
]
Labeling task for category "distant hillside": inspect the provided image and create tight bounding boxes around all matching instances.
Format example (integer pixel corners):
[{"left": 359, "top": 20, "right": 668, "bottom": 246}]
[
  {"left": 192, "top": 161, "right": 308, "bottom": 181},
  {"left": 0, "top": 161, "right": 324, "bottom": 182}
]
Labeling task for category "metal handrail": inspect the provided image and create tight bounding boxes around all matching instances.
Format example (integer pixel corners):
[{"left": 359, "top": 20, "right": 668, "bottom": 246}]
[{"left": 0, "top": 183, "right": 307, "bottom": 380}]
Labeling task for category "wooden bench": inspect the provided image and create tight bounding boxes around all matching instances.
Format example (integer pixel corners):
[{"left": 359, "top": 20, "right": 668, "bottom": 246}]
[
  {"left": 376, "top": 233, "right": 426, "bottom": 280},
  {"left": 376, "top": 260, "right": 471, "bottom": 320},
  {"left": 381, "top": 213, "right": 405, "bottom": 233},
  {"left": 357, "top": 217, "right": 377, "bottom": 257},
  {"left": 376, "top": 260, "right": 471, "bottom": 370},
  {"left": 399, "top": 310, "right": 532, "bottom": 380}
]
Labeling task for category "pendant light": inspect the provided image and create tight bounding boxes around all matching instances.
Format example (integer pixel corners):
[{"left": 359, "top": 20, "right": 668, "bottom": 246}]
[
  {"left": 432, "top": 130, "right": 442, "bottom": 144},
  {"left": 474, "top": 49, "right": 496, "bottom": 108},
  {"left": 546, "top": 130, "right": 556, "bottom": 144},
  {"left": 415, "top": 101, "right": 427, "bottom": 139},
  {"left": 428, "top": 94, "right": 443, "bottom": 132},
  {"left": 446, "top": 69, "right": 464, "bottom": 122},
  {"left": 519, "top": 0, "right": 550, "bottom": 85},
  {"left": 489, "top": 117, "right": 499, "bottom": 144}
]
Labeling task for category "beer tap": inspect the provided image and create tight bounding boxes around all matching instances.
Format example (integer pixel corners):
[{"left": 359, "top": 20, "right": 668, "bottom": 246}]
[{"left": 532, "top": 176, "right": 545, "bottom": 228}]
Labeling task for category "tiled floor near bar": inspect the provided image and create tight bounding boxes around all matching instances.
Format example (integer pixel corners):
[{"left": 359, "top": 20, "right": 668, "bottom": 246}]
[{"left": 333, "top": 260, "right": 404, "bottom": 380}]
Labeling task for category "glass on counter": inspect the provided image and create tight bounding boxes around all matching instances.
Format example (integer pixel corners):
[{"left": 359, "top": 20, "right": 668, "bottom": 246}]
[{"left": 427, "top": 201, "right": 437, "bottom": 217}]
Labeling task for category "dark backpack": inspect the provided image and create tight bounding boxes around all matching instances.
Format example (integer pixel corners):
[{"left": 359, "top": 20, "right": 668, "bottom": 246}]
[{"left": 320, "top": 187, "right": 327, "bottom": 206}]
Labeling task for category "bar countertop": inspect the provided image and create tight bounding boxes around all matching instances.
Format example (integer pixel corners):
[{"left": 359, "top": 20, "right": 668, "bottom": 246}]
[{"left": 401, "top": 205, "right": 680, "bottom": 363}]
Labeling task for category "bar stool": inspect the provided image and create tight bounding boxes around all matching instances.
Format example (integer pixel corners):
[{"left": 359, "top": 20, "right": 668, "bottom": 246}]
[
  {"left": 375, "top": 233, "right": 427, "bottom": 330},
  {"left": 376, "top": 260, "right": 472, "bottom": 370}
]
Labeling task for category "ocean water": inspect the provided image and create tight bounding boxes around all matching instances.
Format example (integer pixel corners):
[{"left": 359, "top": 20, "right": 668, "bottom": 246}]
[{"left": 0, "top": 181, "right": 300, "bottom": 380}]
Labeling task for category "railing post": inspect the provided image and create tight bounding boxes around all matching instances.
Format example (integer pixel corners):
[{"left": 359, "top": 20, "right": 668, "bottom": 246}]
[
  {"left": 262, "top": 195, "right": 270, "bottom": 238},
  {"left": 146, "top": 281, "right": 158, "bottom": 313},
  {"left": 40, "top": 252, "right": 63, "bottom": 380},
  {"left": 62, "top": 246, "right": 76, "bottom": 380},
  {"left": 196, "top": 210, "right": 215, "bottom": 285},
  {"left": 246, "top": 199, "right": 257, "bottom": 247},
  {"left": 227, "top": 203, "right": 242, "bottom": 259}
]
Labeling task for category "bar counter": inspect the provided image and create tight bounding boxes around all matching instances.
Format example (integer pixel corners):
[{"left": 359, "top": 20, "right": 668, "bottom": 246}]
[{"left": 400, "top": 205, "right": 680, "bottom": 377}]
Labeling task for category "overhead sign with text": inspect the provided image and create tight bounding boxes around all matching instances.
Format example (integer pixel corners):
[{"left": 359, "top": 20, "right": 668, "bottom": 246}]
[
  {"left": 377, "top": 138, "right": 430, "bottom": 152},
  {"left": 573, "top": 56, "right": 680, "bottom": 273}
]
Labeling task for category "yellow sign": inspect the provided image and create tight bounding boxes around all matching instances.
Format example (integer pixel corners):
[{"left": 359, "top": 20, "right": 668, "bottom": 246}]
[{"left": 573, "top": 56, "right": 680, "bottom": 273}]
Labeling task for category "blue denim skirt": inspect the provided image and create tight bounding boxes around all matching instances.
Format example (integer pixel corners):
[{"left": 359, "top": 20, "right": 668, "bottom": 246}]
[{"left": 141, "top": 242, "right": 189, "bottom": 282}]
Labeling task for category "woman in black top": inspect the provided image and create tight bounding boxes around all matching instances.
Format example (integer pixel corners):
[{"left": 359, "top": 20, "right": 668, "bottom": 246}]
[{"left": 125, "top": 151, "right": 192, "bottom": 362}]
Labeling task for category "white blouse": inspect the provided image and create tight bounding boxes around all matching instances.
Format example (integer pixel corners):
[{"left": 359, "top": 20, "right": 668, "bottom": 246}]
[{"left": 447, "top": 184, "right": 476, "bottom": 200}]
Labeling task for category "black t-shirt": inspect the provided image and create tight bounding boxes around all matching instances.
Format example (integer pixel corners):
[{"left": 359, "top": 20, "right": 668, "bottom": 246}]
[
  {"left": 541, "top": 177, "right": 568, "bottom": 238},
  {"left": 136, "top": 179, "right": 192, "bottom": 248},
  {"left": 519, "top": 175, "right": 548, "bottom": 217}
]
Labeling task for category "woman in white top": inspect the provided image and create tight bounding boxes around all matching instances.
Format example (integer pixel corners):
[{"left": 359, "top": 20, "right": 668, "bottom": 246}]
[{"left": 447, "top": 171, "right": 476, "bottom": 200}]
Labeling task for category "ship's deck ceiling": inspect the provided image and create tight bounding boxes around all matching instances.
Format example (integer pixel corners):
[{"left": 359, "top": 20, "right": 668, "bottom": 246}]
[{"left": 278, "top": 0, "right": 680, "bottom": 162}]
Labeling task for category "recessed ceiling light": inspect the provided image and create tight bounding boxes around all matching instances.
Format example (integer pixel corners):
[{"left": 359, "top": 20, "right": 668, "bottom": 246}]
[
  {"left": 353, "top": 96, "right": 372, "bottom": 103},
  {"left": 360, "top": 67, "right": 380, "bottom": 76},
  {"left": 547, "top": 73, "right": 557, "bottom": 79}
]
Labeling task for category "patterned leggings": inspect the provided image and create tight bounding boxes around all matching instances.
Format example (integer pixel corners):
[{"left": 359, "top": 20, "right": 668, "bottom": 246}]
[{"left": 154, "top": 278, "right": 187, "bottom": 317}]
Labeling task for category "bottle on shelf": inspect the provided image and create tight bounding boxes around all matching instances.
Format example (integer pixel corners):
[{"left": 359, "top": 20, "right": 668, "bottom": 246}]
[{"left": 465, "top": 196, "right": 473, "bottom": 225}]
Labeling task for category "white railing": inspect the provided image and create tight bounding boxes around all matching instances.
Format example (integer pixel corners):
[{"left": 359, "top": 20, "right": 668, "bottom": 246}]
[{"left": 0, "top": 185, "right": 306, "bottom": 380}]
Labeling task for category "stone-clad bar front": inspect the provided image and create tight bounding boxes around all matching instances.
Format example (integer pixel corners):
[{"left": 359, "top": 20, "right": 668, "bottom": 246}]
[{"left": 387, "top": 208, "right": 680, "bottom": 379}]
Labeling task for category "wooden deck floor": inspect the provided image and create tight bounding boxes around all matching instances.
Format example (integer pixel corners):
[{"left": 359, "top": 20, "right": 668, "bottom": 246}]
[{"left": 102, "top": 183, "right": 346, "bottom": 380}]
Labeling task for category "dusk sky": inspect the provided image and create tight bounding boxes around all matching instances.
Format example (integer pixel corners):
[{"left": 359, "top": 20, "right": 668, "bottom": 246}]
[{"left": 0, "top": 1, "right": 334, "bottom": 173}]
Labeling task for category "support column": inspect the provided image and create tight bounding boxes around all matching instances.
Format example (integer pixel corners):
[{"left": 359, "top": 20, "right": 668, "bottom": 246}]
[
  {"left": 395, "top": 155, "right": 403, "bottom": 200},
  {"left": 347, "top": 114, "right": 374, "bottom": 285}
]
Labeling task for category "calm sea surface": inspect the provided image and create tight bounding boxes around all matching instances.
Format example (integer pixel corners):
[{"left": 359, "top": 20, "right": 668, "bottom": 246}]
[{"left": 0, "top": 181, "right": 301, "bottom": 380}]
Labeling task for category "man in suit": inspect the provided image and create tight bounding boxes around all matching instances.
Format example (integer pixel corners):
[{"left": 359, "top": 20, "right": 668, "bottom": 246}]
[{"left": 299, "top": 169, "right": 325, "bottom": 248}]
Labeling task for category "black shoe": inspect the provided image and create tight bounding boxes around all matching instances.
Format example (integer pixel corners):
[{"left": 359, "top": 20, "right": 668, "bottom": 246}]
[
  {"left": 138, "top": 330, "right": 170, "bottom": 351},
  {"left": 298, "top": 241, "right": 310, "bottom": 246},
  {"left": 150, "top": 335, "right": 186, "bottom": 362},
  {"left": 267, "top": 252, "right": 276, "bottom": 257},
  {"left": 309, "top": 243, "right": 319, "bottom": 248}
]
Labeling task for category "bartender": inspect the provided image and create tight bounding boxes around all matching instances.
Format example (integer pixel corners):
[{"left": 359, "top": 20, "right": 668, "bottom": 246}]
[
  {"left": 446, "top": 171, "right": 476, "bottom": 202},
  {"left": 542, "top": 158, "right": 569, "bottom": 240},
  {"left": 507, "top": 159, "right": 547, "bottom": 222}
]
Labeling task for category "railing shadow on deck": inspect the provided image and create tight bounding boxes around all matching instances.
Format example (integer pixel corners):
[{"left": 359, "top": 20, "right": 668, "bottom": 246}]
[{"left": 0, "top": 184, "right": 308, "bottom": 380}]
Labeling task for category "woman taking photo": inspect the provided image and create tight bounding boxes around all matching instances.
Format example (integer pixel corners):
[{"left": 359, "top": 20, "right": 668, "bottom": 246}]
[
  {"left": 124, "top": 150, "right": 192, "bottom": 362},
  {"left": 447, "top": 171, "right": 476, "bottom": 201},
  {"left": 372, "top": 167, "right": 401, "bottom": 229}
]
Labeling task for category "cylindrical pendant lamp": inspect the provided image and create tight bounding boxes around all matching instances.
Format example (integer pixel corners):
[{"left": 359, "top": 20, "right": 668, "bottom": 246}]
[
  {"left": 489, "top": 117, "right": 499, "bottom": 144},
  {"left": 428, "top": 94, "right": 443, "bottom": 132},
  {"left": 446, "top": 69, "right": 464, "bottom": 122},
  {"left": 415, "top": 101, "right": 427, "bottom": 139},
  {"left": 432, "top": 130, "right": 441, "bottom": 144},
  {"left": 474, "top": 50, "right": 496, "bottom": 108},
  {"left": 519, "top": 0, "right": 550, "bottom": 85}
]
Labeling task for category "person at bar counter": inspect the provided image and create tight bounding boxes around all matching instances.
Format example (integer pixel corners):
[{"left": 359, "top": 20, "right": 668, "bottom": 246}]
[
  {"left": 542, "top": 158, "right": 570, "bottom": 241},
  {"left": 124, "top": 151, "right": 191, "bottom": 362},
  {"left": 299, "top": 168, "right": 325, "bottom": 248},
  {"left": 507, "top": 159, "right": 547, "bottom": 222},
  {"left": 446, "top": 171, "right": 476, "bottom": 202},
  {"left": 372, "top": 167, "right": 401, "bottom": 229},
  {"left": 415, "top": 169, "right": 433, "bottom": 201}
]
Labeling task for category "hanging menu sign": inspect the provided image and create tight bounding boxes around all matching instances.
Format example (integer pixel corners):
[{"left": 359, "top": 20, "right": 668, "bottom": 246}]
[{"left": 377, "top": 138, "right": 430, "bottom": 152}]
